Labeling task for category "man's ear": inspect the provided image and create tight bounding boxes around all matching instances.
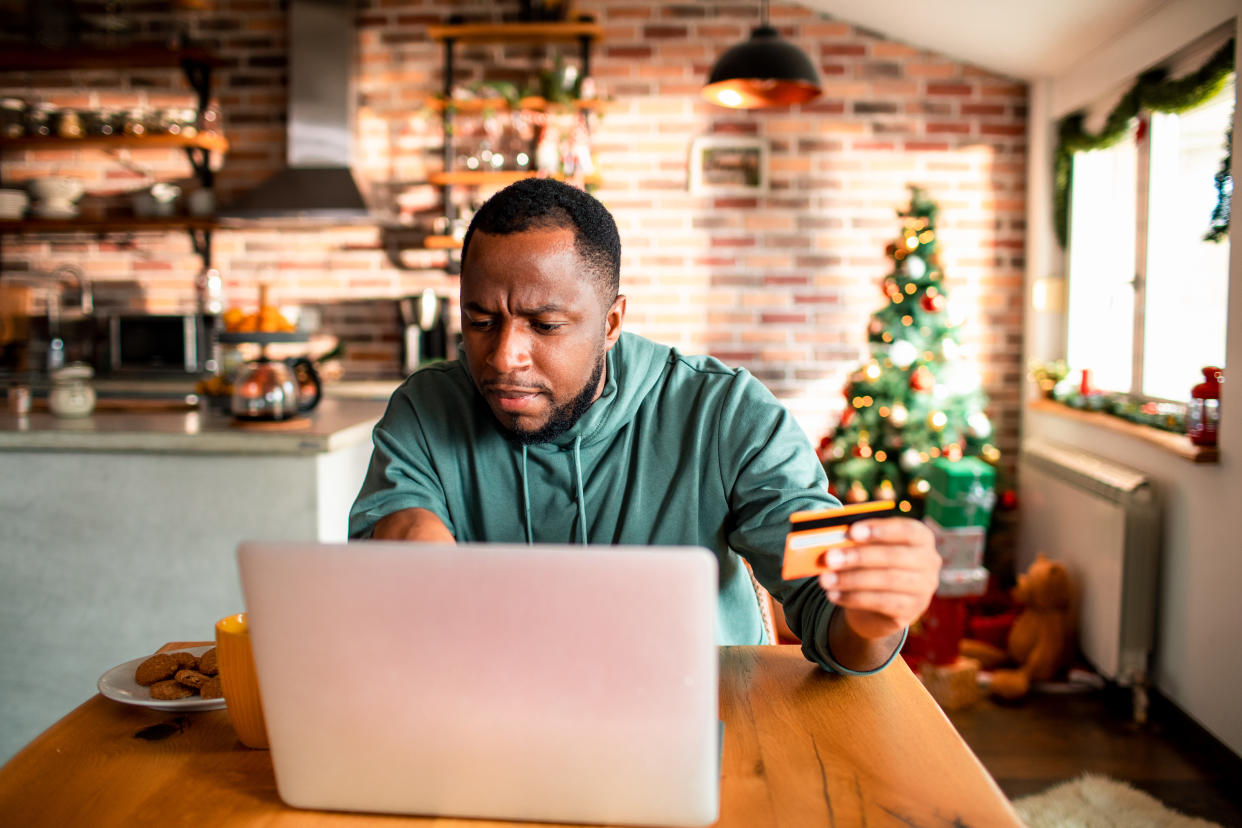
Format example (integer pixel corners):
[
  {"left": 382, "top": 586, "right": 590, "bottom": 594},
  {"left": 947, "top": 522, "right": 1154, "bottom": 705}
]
[{"left": 603, "top": 294, "right": 626, "bottom": 352}]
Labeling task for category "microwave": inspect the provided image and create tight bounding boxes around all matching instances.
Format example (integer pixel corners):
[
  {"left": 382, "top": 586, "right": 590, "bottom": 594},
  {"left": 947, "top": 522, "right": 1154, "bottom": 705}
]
[{"left": 104, "top": 313, "right": 218, "bottom": 375}]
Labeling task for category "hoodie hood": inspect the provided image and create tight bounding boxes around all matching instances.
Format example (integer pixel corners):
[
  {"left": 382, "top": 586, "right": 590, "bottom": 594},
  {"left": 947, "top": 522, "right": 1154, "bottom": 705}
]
[{"left": 524, "top": 331, "right": 671, "bottom": 452}]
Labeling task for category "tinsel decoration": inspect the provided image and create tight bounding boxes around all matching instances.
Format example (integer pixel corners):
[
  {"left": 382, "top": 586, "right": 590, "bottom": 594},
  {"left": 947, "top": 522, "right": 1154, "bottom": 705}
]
[{"left": 1052, "top": 37, "right": 1235, "bottom": 248}]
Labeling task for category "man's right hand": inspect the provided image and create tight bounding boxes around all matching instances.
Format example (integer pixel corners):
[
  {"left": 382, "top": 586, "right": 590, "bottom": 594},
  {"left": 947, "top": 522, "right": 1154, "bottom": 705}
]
[{"left": 372, "top": 508, "right": 455, "bottom": 542}]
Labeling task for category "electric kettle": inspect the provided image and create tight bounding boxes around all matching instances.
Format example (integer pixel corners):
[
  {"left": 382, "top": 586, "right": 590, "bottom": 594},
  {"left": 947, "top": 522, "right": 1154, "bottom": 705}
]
[{"left": 231, "top": 355, "right": 322, "bottom": 421}]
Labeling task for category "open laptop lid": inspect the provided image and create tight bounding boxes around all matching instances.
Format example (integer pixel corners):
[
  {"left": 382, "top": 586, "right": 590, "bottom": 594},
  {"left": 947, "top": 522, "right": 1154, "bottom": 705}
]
[{"left": 238, "top": 541, "right": 720, "bottom": 827}]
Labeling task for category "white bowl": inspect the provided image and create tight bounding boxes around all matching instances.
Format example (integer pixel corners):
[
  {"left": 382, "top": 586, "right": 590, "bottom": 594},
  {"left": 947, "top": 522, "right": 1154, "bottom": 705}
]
[{"left": 28, "top": 177, "right": 85, "bottom": 204}]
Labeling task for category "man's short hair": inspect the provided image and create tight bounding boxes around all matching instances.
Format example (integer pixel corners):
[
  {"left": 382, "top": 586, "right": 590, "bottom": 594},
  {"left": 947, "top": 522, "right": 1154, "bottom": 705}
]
[{"left": 460, "top": 178, "right": 621, "bottom": 301}]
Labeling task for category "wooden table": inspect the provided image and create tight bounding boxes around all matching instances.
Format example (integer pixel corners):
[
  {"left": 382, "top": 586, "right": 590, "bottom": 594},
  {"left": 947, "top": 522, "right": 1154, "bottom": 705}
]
[{"left": 0, "top": 645, "right": 1021, "bottom": 827}]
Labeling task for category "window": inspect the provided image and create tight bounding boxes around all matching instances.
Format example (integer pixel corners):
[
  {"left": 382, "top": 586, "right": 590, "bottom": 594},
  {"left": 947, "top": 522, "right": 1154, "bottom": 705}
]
[{"left": 1066, "top": 76, "right": 1233, "bottom": 401}]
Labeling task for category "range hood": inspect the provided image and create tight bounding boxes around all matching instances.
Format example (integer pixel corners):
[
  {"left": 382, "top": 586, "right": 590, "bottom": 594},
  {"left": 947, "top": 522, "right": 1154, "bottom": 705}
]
[{"left": 223, "top": 0, "right": 369, "bottom": 220}]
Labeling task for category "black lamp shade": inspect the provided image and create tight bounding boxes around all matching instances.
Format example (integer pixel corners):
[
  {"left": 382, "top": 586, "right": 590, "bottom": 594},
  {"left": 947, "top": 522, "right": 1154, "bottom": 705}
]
[{"left": 702, "top": 25, "right": 822, "bottom": 108}]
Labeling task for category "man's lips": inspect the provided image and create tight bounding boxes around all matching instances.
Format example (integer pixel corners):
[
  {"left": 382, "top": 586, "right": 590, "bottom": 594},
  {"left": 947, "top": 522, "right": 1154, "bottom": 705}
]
[{"left": 484, "top": 384, "right": 545, "bottom": 414}]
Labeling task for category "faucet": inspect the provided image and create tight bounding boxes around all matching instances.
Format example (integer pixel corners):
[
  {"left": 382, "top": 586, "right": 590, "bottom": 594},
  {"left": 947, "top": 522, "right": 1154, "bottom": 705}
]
[
  {"left": 3, "top": 265, "right": 92, "bottom": 374},
  {"left": 50, "top": 264, "right": 92, "bottom": 317}
]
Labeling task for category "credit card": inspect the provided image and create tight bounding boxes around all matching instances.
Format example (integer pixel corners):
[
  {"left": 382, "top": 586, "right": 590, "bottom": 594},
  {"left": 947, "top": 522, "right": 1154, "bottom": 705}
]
[{"left": 781, "top": 501, "right": 898, "bottom": 580}]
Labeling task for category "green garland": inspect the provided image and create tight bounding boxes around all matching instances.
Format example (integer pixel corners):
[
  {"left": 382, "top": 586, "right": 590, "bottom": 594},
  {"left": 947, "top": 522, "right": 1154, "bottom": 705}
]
[
  {"left": 1205, "top": 118, "right": 1233, "bottom": 242},
  {"left": 1053, "top": 38, "right": 1235, "bottom": 247}
]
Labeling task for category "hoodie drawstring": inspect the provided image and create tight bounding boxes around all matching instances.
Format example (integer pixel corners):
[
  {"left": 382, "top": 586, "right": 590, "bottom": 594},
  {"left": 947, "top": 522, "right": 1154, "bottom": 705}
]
[
  {"left": 519, "top": 438, "right": 588, "bottom": 546},
  {"left": 571, "top": 435, "right": 587, "bottom": 545},
  {"left": 520, "top": 445, "right": 533, "bottom": 545}
]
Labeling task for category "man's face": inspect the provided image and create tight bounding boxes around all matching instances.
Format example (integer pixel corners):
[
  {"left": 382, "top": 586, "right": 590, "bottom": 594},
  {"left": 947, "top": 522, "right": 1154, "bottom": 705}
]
[{"left": 460, "top": 227, "right": 625, "bottom": 444}]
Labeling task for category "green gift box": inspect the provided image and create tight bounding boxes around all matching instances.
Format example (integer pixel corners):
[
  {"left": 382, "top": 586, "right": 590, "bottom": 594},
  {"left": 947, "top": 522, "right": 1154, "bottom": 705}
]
[{"left": 924, "top": 457, "right": 996, "bottom": 528}]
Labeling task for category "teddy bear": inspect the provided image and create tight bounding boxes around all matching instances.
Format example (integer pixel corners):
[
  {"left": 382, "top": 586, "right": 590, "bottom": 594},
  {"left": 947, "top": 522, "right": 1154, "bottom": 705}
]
[{"left": 959, "top": 554, "right": 1075, "bottom": 699}]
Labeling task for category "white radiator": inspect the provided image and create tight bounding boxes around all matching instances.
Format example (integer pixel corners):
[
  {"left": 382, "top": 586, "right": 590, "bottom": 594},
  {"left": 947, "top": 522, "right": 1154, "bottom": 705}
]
[{"left": 1017, "top": 441, "right": 1160, "bottom": 699}]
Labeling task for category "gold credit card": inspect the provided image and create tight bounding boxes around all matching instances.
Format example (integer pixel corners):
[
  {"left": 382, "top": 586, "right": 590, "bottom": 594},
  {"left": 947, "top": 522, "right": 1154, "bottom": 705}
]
[{"left": 781, "top": 501, "right": 898, "bottom": 580}]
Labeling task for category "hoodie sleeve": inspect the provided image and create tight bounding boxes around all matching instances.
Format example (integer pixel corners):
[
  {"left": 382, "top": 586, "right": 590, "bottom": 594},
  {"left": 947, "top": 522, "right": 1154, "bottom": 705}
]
[
  {"left": 716, "top": 370, "right": 902, "bottom": 676},
  {"left": 348, "top": 386, "right": 455, "bottom": 539}
]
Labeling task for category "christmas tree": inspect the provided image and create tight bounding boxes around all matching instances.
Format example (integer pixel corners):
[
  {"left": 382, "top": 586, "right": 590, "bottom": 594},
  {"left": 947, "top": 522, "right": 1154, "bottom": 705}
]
[{"left": 819, "top": 186, "right": 999, "bottom": 513}]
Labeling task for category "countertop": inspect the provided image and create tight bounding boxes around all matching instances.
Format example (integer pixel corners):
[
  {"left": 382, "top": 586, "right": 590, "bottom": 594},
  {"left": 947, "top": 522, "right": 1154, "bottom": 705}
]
[{"left": 0, "top": 397, "right": 388, "bottom": 455}]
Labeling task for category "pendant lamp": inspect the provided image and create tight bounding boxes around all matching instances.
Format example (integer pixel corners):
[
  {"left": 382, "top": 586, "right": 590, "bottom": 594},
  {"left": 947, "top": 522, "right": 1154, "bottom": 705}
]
[{"left": 702, "top": 0, "right": 822, "bottom": 109}]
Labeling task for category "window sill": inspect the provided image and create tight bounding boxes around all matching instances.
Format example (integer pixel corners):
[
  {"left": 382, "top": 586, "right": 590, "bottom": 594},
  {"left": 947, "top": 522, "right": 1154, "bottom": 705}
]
[{"left": 1027, "top": 398, "right": 1219, "bottom": 464}]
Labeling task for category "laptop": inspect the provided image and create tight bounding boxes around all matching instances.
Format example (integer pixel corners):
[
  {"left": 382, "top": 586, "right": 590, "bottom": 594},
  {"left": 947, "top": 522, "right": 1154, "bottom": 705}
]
[{"left": 237, "top": 540, "right": 721, "bottom": 827}]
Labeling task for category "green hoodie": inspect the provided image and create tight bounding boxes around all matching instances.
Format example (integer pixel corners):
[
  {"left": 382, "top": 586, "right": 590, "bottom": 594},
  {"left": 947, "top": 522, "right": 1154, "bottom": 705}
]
[{"left": 350, "top": 331, "right": 900, "bottom": 674}]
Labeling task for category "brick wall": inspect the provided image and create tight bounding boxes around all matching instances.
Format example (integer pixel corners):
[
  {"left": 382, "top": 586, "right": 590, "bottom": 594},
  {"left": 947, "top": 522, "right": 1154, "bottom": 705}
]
[{"left": 1, "top": 0, "right": 1027, "bottom": 474}]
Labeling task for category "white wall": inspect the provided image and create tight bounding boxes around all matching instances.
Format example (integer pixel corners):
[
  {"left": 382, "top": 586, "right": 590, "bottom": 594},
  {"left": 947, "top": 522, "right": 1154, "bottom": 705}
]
[{"left": 1022, "top": 0, "right": 1242, "bottom": 756}]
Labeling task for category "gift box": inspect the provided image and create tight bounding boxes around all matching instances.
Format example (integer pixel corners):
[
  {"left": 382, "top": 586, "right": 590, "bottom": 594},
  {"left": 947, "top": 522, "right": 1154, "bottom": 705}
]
[
  {"left": 937, "top": 566, "right": 989, "bottom": 597},
  {"left": 919, "top": 656, "right": 981, "bottom": 710},
  {"left": 923, "top": 516, "right": 985, "bottom": 570},
  {"left": 902, "top": 595, "right": 968, "bottom": 667},
  {"left": 924, "top": 457, "right": 996, "bottom": 528}
]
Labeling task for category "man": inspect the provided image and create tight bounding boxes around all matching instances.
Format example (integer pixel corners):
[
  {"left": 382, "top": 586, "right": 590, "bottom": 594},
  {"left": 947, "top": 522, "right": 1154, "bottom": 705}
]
[{"left": 350, "top": 178, "right": 940, "bottom": 674}]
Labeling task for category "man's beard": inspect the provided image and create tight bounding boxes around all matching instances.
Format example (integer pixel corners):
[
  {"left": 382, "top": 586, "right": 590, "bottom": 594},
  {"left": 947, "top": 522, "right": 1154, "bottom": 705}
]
[{"left": 503, "top": 352, "right": 605, "bottom": 445}]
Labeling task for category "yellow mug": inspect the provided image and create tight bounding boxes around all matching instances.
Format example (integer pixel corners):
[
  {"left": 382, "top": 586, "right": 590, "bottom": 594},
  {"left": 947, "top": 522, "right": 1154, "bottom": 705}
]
[{"left": 215, "top": 612, "right": 269, "bottom": 749}]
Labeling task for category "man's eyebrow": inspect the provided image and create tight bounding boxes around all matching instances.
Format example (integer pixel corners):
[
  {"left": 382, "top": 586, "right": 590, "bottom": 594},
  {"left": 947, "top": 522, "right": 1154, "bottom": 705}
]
[{"left": 462, "top": 301, "right": 568, "bottom": 316}]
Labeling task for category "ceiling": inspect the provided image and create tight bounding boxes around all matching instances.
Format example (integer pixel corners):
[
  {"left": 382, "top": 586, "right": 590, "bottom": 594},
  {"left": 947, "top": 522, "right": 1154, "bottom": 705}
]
[{"left": 802, "top": 0, "right": 1172, "bottom": 79}]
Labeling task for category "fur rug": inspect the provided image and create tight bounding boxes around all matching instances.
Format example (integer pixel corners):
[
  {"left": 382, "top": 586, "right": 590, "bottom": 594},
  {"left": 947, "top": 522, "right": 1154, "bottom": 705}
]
[{"left": 1013, "top": 773, "right": 1222, "bottom": 828}]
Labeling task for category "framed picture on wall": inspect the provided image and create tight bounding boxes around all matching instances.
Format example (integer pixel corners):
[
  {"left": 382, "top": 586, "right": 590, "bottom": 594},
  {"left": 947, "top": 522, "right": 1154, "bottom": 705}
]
[{"left": 688, "top": 136, "right": 769, "bottom": 195}]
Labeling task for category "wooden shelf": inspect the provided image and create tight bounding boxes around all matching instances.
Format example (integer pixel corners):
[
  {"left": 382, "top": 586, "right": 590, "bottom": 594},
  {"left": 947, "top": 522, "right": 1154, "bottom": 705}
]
[
  {"left": 425, "top": 95, "right": 606, "bottom": 114},
  {"left": 0, "top": 133, "right": 229, "bottom": 153},
  {"left": 0, "top": 217, "right": 217, "bottom": 233},
  {"left": 0, "top": 44, "right": 218, "bottom": 72},
  {"left": 428, "top": 170, "right": 600, "bottom": 187},
  {"left": 1027, "top": 398, "right": 1219, "bottom": 463},
  {"left": 427, "top": 21, "right": 604, "bottom": 44},
  {"left": 422, "top": 234, "right": 462, "bottom": 249}
]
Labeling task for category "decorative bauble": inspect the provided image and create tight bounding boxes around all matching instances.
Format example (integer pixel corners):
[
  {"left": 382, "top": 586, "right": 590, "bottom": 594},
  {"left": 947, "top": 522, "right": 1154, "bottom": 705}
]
[
  {"left": 982, "top": 444, "right": 1001, "bottom": 464},
  {"left": 944, "top": 442, "right": 963, "bottom": 461},
  {"left": 921, "top": 293, "right": 944, "bottom": 312},
  {"left": 863, "top": 361, "right": 881, "bottom": 380},
  {"left": 900, "top": 448, "right": 921, "bottom": 471},
  {"left": 928, "top": 410, "right": 947, "bottom": 431},
  {"left": 904, "top": 255, "right": 927, "bottom": 279},
  {"left": 967, "top": 411, "right": 992, "bottom": 439},
  {"left": 875, "top": 480, "right": 896, "bottom": 501},
  {"left": 839, "top": 407, "right": 854, "bottom": 427},
  {"left": 869, "top": 318, "right": 884, "bottom": 336},
  {"left": 846, "top": 480, "right": 869, "bottom": 503},
  {"left": 908, "top": 478, "right": 930, "bottom": 497},
  {"left": 889, "top": 403, "right": 909, "bottom": 427},
  {"left": 831, "top": 444, "right": 846, "bottom": 460},
  {"left": 889, "top": 340, "right": 918, "bottom": 369},
  {"left": 910, "top": 365, "right": 934, "bottom": 391}
]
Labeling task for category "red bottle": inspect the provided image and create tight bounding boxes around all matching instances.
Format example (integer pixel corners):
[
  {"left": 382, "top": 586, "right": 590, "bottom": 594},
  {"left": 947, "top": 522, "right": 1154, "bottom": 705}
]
[{"left": 1188, "top": 367, "right": 1223, "bottom": 447}]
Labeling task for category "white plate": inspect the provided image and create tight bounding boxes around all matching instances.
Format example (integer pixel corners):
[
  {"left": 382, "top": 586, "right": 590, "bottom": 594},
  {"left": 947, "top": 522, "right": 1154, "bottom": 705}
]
[{"left": 97, "top": 644, "right": 226, "bottom": 712}]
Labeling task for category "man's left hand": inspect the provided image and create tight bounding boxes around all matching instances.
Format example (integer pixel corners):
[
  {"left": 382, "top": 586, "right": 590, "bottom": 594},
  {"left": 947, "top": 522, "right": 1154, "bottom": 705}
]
[{"left": 817, "top": 517, "right": 941, "bottom": 640}]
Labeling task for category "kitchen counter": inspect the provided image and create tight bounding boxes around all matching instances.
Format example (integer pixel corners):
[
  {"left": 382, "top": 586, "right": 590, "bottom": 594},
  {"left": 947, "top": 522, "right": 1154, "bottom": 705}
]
[{"left": 0, "top": 398, "right": 387, "bottom": 454}]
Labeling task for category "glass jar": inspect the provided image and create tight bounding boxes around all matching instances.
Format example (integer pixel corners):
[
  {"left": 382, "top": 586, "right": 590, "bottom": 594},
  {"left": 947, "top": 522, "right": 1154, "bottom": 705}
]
[
  {"left": 57, "top": 109, "right": 83, "bottom": 138},
  {"left": 26, "top": 102, "right": 58, "bottom": 137},
  {"left": 1187, "top": 366, "right": 1223, "bottom": 447},
  {"left": 0, "top": 98, "right": 25, "bottom": 138},
  {"left": 123, "top": 108, "right": 147, "bottom": 136}
]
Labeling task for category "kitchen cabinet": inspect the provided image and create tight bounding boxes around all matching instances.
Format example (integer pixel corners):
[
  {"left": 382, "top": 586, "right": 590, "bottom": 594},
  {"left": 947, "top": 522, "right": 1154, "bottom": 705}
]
[
  {"left": 0, "top": 43, "right": 228, "bottom": 269},
  {"left": 422, "top": 20, "right": 604, "bottom": 252}
]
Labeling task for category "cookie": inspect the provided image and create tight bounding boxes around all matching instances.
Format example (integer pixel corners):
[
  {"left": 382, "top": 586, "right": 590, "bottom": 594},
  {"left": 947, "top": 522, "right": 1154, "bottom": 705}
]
[
  {"left": 170, "top": 651, "right": 199, "bottom": 671},
  {"left": 149, "top": 679, "right": 194, "bottom": 701},
  {"left": 199, "top": 676, "right": 224, "bottom": 700},
  {"left": 197, "top": 648, "right": 218, "bottom": 676},
  {"left": 174, "top": 669, "right": 210, "bottom": 689},
  {"left": 134, "top": 653, "right": 179, "bottom": 687}
]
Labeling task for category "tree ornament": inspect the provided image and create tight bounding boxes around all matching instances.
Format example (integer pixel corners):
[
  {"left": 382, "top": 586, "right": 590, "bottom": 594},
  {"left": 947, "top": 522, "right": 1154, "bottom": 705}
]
[
  {"left": 839, "top": 407, "right": 855, "bottom": 427},
  {"left": 889, "top": 403, "right": 909, "bottom": 427},
  {"left": 910, "top": 365, "right": 934, "bottom": 391},
  {"left": 875, "top": 480, "right": 896, "bottom": 501},
  {"left": 908, "top": 478, "right": 930, "bottom": 497},
  {"left": 900, "top": 447, "right": 921, "bottom": 471},
  {"left": 904, "top": 255, "right": 927, "bottom": 279},
  {"left": 944, "top": 442, "right": 963, "bottom": 461},
  {"left": 967, "top": 411, "right": 992, "bottom": 439},
  {"left": 846, "top": 480, "right": 869, "bottom": 503},
  {"left": 982, "top": 444, "right": 1001, "bottom": 464},
  {"left": 889, "top": 340, "right": 918, "bottom": 369},
  {"left": 921, "top": 293, "right": 944, "bottom": 312},
  {"left": 928, "top": 410, "right": 947, "bottom": 431}
]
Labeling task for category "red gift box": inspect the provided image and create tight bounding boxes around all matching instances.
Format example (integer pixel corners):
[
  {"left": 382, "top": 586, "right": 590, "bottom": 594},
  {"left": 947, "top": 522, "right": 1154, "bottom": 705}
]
[{"left": 902, "top": 595, "right": 967, "bottom": 668}]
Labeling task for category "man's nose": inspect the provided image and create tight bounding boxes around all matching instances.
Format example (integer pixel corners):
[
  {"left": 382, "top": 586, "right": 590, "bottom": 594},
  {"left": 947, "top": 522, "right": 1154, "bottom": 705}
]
[{"left": 488, "top": 322, "right": 532, "bottom": 373}]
